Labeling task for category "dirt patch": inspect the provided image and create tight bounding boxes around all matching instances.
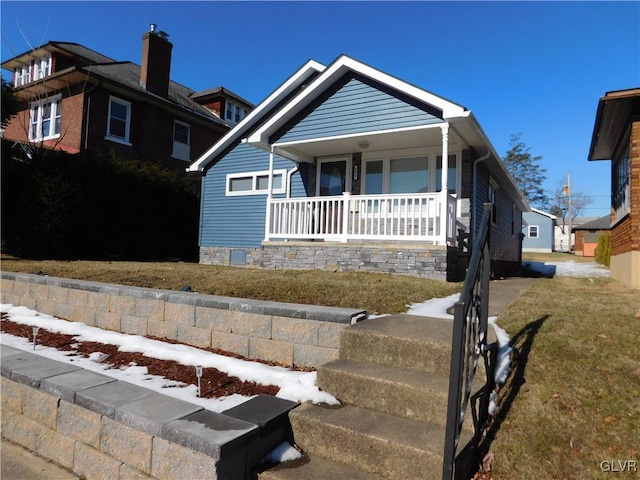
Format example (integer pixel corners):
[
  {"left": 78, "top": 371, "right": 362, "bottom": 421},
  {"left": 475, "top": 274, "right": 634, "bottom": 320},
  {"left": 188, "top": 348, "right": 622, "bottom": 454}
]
[{"left": 0, "top": 315, "right": 293, "bottom": 399}]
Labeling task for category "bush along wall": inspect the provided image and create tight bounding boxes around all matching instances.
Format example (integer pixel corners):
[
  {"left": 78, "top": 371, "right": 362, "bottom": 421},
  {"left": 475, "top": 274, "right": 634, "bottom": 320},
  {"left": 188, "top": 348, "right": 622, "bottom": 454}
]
[
  {"left": 1, "top": 140, "right": 201, "bottom": 261},
  {"left": 594, "top": 232, "right": 611, "bottom": 267}
]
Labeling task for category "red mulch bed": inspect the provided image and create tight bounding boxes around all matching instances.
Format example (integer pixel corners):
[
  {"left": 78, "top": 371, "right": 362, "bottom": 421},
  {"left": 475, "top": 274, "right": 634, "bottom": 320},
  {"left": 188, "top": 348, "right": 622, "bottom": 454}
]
[{"left": 0, "top": 314, "right": 289, "bottom": 398}]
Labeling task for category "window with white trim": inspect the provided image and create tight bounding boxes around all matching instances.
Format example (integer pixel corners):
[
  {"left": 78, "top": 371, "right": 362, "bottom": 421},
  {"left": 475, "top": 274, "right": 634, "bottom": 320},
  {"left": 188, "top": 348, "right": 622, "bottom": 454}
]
[
  {"left": 362, "top": 148, "right": 459, "bottom": 195},
  {"left": 13, "top": 55, "right": 52, "bottom": 87},
  {"left": 488, "top": 177, "right": 499, "bottom": 225},
  {"left": 224, "top": 100, "right": 248, "bottom": 124},
  {"left": 528, "top": 225, "right": 539, "bottom": 238},
  {"left": 226, "top": 170, "right": 287, "bottom": 196},
  {"left": 106, "top": 96, "right": 131, "bottom": 144},
  {"left": 28, "top": 94, "right": 61, "bottom": 142},
  {"left": 172, "top": 120, "right": 191, "bottom": 161},
  {"left": 612, "top": 143, "right": 630, "bottom": 222}
]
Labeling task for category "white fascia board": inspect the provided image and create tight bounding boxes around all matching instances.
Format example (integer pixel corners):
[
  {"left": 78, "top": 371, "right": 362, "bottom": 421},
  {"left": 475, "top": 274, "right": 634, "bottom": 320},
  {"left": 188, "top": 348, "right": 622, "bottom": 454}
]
[
  {"left": 531, "top": 207, "right": 557, "bottom": 219},
  {"left": 247, "top": 55, "right": 468, "bottom": 146},
  {"left": 187, "top": 60, "right": 325, "bottom": 172}
]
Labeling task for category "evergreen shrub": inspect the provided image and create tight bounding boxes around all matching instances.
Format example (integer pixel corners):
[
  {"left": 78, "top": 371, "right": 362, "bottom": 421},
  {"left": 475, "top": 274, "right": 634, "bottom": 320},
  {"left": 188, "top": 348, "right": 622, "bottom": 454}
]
[{"left": 594, "top": 232, "right": 611, "bottom": 267}]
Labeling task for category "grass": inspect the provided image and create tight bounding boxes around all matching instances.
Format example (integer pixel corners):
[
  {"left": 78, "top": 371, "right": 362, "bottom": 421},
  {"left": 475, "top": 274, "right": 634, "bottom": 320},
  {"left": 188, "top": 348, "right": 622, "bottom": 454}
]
[
  {"left": 487, "top": 276, "right": 640, "bottom": 479},
  {"left": 0, "top": 257, "right": 461, "bottom": 315},
  {"left": 3, "top": 253, "right": 636, "bottom": 478}
]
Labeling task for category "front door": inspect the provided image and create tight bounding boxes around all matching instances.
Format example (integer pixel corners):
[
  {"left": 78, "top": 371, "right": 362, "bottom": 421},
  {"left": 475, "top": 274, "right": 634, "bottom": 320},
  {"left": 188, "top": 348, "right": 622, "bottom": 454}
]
[{"left": 318, "top": 160, "right": 347, "bottom": 196}]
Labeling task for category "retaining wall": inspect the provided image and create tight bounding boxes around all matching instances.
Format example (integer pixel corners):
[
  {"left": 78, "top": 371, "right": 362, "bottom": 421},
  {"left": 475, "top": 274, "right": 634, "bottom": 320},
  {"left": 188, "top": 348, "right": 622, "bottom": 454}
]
[
  {"left": 0, "top": 272, "right": 366, "bottom": 368},
  {"left": 1, "top": 344, "right": 298, "bottom": 480}
]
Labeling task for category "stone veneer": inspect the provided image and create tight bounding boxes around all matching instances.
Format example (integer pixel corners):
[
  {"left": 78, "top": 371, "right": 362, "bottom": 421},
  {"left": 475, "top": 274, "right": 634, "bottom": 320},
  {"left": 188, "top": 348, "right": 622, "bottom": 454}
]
[
  {"left": 200, "top": 241, "right": 454, "bottom": 280},
  {"left": 1, "top": 272, "right": 366, "bottom": 368}
]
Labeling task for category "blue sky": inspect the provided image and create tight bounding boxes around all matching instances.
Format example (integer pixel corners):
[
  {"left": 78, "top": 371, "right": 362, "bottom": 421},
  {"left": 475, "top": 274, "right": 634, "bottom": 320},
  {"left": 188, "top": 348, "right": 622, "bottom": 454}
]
[{"left": 2, "top": 1, "right": 638, "bottom": 217}]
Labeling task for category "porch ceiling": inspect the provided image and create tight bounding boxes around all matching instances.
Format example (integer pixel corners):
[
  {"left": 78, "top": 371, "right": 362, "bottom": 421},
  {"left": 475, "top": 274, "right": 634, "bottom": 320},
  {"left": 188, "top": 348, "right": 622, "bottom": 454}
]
[{"left": 272, "top": 124, "right": 453, "bottom": 162}]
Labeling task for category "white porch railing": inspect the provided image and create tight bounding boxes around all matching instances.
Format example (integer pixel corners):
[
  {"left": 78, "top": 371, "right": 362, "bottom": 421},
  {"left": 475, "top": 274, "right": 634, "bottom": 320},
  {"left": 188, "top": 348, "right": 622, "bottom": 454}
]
[{"left": 267, "top": 192, "right": 457, "bottom": 245}]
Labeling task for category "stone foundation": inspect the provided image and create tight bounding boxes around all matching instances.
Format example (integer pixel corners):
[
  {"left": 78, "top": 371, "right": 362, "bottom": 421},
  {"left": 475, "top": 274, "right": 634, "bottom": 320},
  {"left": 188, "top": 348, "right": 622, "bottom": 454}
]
[{"left": 200, "top": 242, "right": 457, "bottom": 280}]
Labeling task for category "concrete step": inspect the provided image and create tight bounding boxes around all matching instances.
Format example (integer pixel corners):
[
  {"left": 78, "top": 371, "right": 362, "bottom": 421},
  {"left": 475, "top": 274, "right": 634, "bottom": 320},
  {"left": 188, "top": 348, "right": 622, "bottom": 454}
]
[
  {"left": 288, "top": 403, "right": 445, "bottom": 480},
  {"left": 259, "top": 454, "right": 386, "bottom": 480},
  {"left": 339, "top": 315, "right": 453, "bottom": 375},
  {"left": 316, "top": 359, "right": 452, "bottom": 427}
]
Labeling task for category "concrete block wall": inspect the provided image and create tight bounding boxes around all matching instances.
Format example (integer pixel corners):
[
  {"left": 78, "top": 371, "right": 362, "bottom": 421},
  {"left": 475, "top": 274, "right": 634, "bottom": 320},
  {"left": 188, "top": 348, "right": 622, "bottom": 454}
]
[
  {"left": 0, "top": 272, "right": 366, "bottom": 368},
  {"left": 200, "top": 242, "right": 450, "bottom": 280},
  {"left": 1, "top": 345, "right": 299, "bottom": 480}
]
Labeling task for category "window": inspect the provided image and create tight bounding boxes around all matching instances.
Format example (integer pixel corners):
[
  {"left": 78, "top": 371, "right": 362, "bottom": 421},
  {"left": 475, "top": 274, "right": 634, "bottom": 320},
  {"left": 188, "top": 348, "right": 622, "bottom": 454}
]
[
  {"left": 612, "top": 144, "right": 630, "bottom": 222},
  {"left": 28, "top": 94, "right": 61, "bottom": 141},
  {"left": 14, "top": 55, "right": 51, "bottom": 87},
  {"left": 106, "top": 96, "right": 131, "bottom": 144},
  {"left": 226, "top": 170, "right": 287, "bottom": 196},
  {"left": 172, "top": 120, "right": 191, "bottom": 161},
  {"left": 528, "top": 225, "right": 539, "bottom": 238},
  {"left": 488, "top": 177, "right": 499, "bottom": 225},
  {"left": 362, "top": 148, "right": 459, "bottom": 195},
  {"left": 389, "top": 156, "right": 429, "bottom": 194},
  {"left": 436, "top": 154, "right": 458, "bottom": 195},
  {"left": 224, "top": 100, "right": 248, "bottom": 124}
]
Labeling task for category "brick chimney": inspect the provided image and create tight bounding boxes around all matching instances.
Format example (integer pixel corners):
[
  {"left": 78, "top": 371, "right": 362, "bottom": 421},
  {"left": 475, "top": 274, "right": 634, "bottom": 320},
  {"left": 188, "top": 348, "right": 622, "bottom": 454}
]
[{"left": 140, "top": 24, "right": 172, "bottom": 98}]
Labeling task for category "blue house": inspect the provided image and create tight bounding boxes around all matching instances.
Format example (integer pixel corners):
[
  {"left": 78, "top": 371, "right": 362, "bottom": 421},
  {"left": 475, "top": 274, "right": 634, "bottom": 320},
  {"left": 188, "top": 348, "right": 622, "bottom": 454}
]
[
  {"left": 522, "top": 208, "right": 556, "bottom": 253},
  {"left": 188, "top": 55, "right": 529, "bottom": 280}
]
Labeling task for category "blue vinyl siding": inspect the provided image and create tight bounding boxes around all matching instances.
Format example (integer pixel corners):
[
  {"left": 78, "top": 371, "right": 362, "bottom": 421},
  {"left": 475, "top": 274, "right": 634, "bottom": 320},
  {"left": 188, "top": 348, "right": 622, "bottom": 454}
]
[
  {"left": 278, "top": 78, "right": 443, "bottom": 143},
  {"left": 522, "top": 211, "right": 554, "bottom": 251},
  {"left": 199, "top": 143, "right": 303, "bottom": 248}
]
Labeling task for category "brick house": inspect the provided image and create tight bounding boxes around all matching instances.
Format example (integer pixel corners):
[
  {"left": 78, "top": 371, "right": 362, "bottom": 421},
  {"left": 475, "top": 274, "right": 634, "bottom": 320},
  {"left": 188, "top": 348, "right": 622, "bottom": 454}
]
[
  {"left": 572, "top": 215, "right": 610, "bottom": 257},
  {"left": 1, "top": 25, "right": 253, "bottom": 168},
  {"left": 588, "top": 88, "right": 640, "bottom": 288}
]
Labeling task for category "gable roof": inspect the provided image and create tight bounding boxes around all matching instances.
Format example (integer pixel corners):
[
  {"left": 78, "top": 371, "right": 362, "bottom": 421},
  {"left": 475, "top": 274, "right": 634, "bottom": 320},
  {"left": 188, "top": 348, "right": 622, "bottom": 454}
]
[
  {"left": 187, "top": 59, "right": 325, "bottom": 173},
  {"left": 572, "top": 215, "right": 611, "bottom": 231}
]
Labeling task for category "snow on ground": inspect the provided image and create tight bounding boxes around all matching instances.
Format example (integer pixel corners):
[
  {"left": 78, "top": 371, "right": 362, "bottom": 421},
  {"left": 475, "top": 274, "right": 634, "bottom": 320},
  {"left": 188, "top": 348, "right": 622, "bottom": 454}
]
[
  {"left": 0, "top": 304, "right": 339, "bottom": 413},
  {"left": 523, "top": 260, "right": 610, "bottom": 278}
]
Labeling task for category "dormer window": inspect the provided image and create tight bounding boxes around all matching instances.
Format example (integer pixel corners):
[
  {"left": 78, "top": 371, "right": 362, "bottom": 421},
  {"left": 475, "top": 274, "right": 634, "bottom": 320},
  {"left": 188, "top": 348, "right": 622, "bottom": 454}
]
[
  {"left": 14, "top": 55, "right": 52, "bottom": 87},
  {"left": 224, "top": 100, "right": 248, "bottom": 124}
]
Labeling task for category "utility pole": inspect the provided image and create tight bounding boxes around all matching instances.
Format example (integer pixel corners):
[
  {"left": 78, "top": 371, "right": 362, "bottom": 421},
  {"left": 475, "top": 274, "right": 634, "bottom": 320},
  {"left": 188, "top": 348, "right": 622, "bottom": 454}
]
[{"left": 565, "top": 173, "right": 573, "bottom": 252}]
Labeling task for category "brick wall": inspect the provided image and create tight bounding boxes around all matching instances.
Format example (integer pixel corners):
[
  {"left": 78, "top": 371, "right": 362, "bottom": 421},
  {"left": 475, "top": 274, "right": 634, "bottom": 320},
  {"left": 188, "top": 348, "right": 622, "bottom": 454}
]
[{"left": 1, "top": 273, "right": 364, "bottom": 368}]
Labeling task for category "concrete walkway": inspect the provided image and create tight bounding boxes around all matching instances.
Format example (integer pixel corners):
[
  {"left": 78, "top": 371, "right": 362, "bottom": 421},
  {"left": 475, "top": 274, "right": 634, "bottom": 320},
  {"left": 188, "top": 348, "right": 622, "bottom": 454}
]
[{"left": 1, "top": 439, "right": 79, "bottom": 480}]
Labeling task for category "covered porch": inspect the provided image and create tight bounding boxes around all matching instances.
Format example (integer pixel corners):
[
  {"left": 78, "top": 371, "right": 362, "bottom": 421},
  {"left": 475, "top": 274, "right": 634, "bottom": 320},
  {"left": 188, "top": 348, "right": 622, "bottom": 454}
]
[{"left": 258, "top": 121, "right": 462, "bottom": 246}]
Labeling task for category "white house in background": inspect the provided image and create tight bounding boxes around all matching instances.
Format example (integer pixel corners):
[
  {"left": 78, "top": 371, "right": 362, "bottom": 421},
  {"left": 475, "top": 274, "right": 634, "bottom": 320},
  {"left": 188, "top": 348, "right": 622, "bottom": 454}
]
[
  {"left": 554, "top": 216, "right": 598, "bottom": 252},
  {"left": 522, "top": 208, "right": 556, "bottom": 253}
]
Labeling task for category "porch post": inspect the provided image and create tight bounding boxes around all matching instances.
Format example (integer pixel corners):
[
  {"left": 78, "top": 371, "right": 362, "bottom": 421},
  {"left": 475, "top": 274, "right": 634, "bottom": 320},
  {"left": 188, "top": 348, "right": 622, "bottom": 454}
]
[
  {"left": 264, "top": 146, "right": 274, "bottom": 241},
  {"left": 440, "top": 124, "right": 449, "bottom": 244}
]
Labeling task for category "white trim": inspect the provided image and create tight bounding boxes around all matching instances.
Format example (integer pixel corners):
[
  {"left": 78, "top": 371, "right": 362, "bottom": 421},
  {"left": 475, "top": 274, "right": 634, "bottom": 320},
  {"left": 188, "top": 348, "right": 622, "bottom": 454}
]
[
  {"left": 247, "top": 55, "right": 468, "bottom": 147},
  {"left": 171, "top": 120, "right": 191, "bottom": 161},
  {"left": 28, "top": 93, "right": 61, "bottom": 142},
  {"left": 530, "top": 207, "right": 557, "bottom": 219},
  {"left": 226, "top": 169, "right": 287, "bottom": 196},
  {"left": 187, "top": 60, "right": 325, "bottom": 172},
  {"left": 528, "top": 225, "right": 539, "bottom": 238},
  {"left": 106, "top": 95, "right": 132, "bottom": 144}
]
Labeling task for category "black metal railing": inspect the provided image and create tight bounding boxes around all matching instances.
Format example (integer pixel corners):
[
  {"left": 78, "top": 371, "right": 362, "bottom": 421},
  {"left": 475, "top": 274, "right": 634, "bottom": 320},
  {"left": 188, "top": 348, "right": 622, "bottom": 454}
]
[{"left": 442, "top": 203, "right": 494, "bottom": 480}]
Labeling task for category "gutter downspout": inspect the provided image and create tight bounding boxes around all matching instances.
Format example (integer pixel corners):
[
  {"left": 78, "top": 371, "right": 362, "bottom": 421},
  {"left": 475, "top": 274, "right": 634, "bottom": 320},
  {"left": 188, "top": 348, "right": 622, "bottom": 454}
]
[
  {"left": 286, "top": 165, "right": 299, "bottom": 199},
  {"left": 471, "top": 150, "right": 492, "bottom": 246}
]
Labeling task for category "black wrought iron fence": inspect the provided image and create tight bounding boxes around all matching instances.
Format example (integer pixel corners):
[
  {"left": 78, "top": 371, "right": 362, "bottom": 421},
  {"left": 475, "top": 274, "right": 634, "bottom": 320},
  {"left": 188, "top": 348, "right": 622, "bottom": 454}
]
[{"left": 442, "top": 202, "right": 495, "bottom": 480}]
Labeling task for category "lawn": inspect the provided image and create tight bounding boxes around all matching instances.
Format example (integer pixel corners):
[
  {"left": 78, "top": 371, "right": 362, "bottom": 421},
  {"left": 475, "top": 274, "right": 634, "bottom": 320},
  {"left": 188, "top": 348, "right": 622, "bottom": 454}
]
[
  {"left": 0, "top": 257, "right": 460, "bottom": 315},
  {"left": 486, "top": 275, "right": 640, "bottom": 479}
]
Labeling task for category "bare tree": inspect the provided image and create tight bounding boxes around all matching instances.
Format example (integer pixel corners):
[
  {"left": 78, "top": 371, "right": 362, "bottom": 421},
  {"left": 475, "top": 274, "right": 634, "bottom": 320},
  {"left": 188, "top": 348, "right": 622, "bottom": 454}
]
[{"left": 549, "top": 179, "right": 593, "bottom": 233}]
